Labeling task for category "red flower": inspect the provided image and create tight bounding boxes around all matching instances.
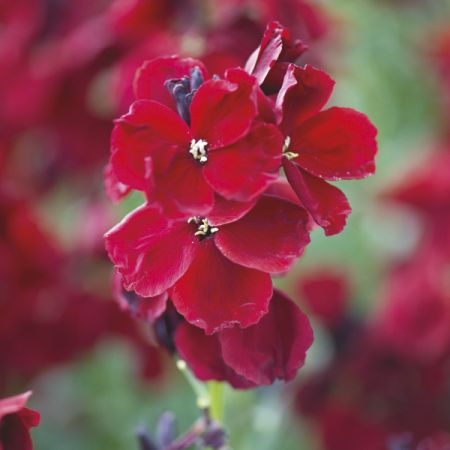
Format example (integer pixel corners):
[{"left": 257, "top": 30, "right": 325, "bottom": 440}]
[
  {"left": 277, "top": 64, "right": 377, "bottom": 235},
  {"left": 0, "top": 391, "right": 40, "bottom": 450},
  {"left": 317, "top": 404, "right": 390, "bottom": 450},
  {"left": 245, "top": 21, "right": 307, "bottom": 95},
  {"left": 175, "top": 289, "right": 313, "bottom": 388},
  {"left": 297, "top": 268, "right": 350, "bottom": 329},
  {"left": 418, "top": 433, "right": 450, "bottom": 450},
  {"left": 385, "top": 150, "right": 450, "bottom": 217},
  {"left": 376, "top": 252, "right": 450, "bottom": 364},
  {"left": 0, "top": 191, "right": 165, "bottom": 386},
  {"left": 108, "top": 56, "right": 283, "bottom": 216},
  {"left": 105, "top": 194, "right": 310, "bottom": 333}
]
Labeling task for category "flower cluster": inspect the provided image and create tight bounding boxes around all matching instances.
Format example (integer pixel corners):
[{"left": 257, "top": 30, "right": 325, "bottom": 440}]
[{"left": 105, "top": 21, "right": 377, "bottom": 387}]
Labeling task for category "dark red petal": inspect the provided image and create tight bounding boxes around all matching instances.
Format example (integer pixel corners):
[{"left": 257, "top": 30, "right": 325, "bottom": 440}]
[
  {"left": 134, "top": 56, "right": 208, "bottom": 109},
  {"left": 129, "top": 292, "right": 168, "bottom": 325},
  {"left": 104, "top": 206, "right": 198, "bottom": 297},
  {"left": 156, "top": 153, "right": 215, "bottom": 217},
  {"left": 0, "top": 392, "right": 32, "bottom": 420},
  {"left": 245, "top": 25, "right": 284, "bottom": 83},
  {"left": 204, "top": 123, "right": 283, "bottom": 202},
  {"left": 215, "top": 195, "right": 310, "bottom": 273},
  {"left": 172, "top": 240, "right": 272, "bottom": 334},
  {"left": 291, "top": 107, "right": 378, "bottom": 180},
  {"left": 276, "top": 64, "right": 335, "bottom": 133},
  {"left": 175, "top": 322, "right": 256, "bottom": 389},
  {"left": 219, "top": 289, "right": 314, "bottom": 385},
  {"left": 265, "top": 179, "right": 302, "bottom": 205},
  {"left": 113, "top": 271, "right": 168, "bottom": 324},
  {"left": 0, "top": 392, "right": 39, "bottom": 450},
  {"left": 190, "top": 69, "right": 257, "bottom": 149},
  {"left": 265, "top": 179, "right": 317, "bottom": 232},
  {"left": 256, "top": 86, "right": 277, "bottom": 123},
  {"left": 104, "top": 162, "right": 131, "bottom": 202},
  {"left": 207, "top": 195, "right": 256, "bottom": 227},
  {"left": 119, "top": 100, "right": 190, "bottom": 144},
  {"left": 111, "top": 100, "right": 190, "bottom": 190},
  {"left": 17, "top": 408, "right": 40, "bottom": 429},
  {"left": 283, "top": 159, "right": 351, "bottom": 236},
  {"left": 1, "top": 413, "right": 34, "bottom": 450},
  {"left": 245, "top": 21, "right": 307, "bottom": 95}
]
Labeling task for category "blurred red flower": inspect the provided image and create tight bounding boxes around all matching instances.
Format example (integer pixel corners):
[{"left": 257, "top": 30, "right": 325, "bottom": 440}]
[
  {"left": 0, "top": 191, "right": 164, "bottom": 387},
  {"left": 297, "top": 268, "right": 350, "bottom": 329}
]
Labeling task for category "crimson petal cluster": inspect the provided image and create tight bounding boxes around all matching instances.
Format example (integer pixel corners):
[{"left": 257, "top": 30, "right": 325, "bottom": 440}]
[{"left": 105, "top": 21, "right": 377, "bottom": 387}]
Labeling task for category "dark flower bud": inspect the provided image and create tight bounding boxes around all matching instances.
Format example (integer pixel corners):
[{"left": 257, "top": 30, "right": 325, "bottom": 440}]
[
  {"left": 190, "top": 67, "right": 205, "bottom": 91},
  {"left": 154, "top": 305, "right": 183, "bottom": 354},
  {"left": 156, "top": 412, "right": 177, "bottom": 448},
  {"left": 165, "top": 66, "right": 205, "bottom": 126},
  {"left": 201, "top": 420, "right": 227, "bottom": 450},
  {"left": 136, "top": 424, "right": 160, "bottom": 450},
  {"left": 165, "top": 77, "right": 192, "bottom": 124}
]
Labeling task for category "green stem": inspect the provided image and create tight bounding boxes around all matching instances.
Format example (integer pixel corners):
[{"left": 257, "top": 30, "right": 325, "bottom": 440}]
[
  {"left": 176, "top": 360, "right": 225, "bottom": 423},
  {"left": 176, "top": 360, "right": 210, "bottom": 410},
  {"left": 207, "top": 381, "right": 225, "bottom": 423}
]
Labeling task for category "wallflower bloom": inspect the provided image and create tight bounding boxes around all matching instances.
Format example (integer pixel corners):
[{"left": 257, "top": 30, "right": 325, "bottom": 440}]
[
  {"left": 277, "top": 64, "right": 377, "bottom": 235},
  {"left": 0, "top": 391, "right": 40, "bottom": 450},
  {"left": 108, "top": 56, "right": 283, "bottom": 216},
  {"left": 105, "top": 194, "right": 310, "bottom": 333}
]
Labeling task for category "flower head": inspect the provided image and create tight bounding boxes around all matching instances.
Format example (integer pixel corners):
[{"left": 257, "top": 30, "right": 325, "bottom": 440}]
[
  {"left": 107, "top": 57, "right": 283, "bottom": 217},
  {"left": 277, "top": 64, "right": 378, "bottom": 235},
  {"left": 105, "top": 194, "right": 310, "bottom": 333}
]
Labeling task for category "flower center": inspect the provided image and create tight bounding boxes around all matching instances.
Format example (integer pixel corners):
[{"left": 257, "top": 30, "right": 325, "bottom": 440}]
[
  {"left": 188, "top": 216, "right": 218, "bottom": 239},
  {"left": 189, "top": 139, "right": 208, "bottom": 164}
]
